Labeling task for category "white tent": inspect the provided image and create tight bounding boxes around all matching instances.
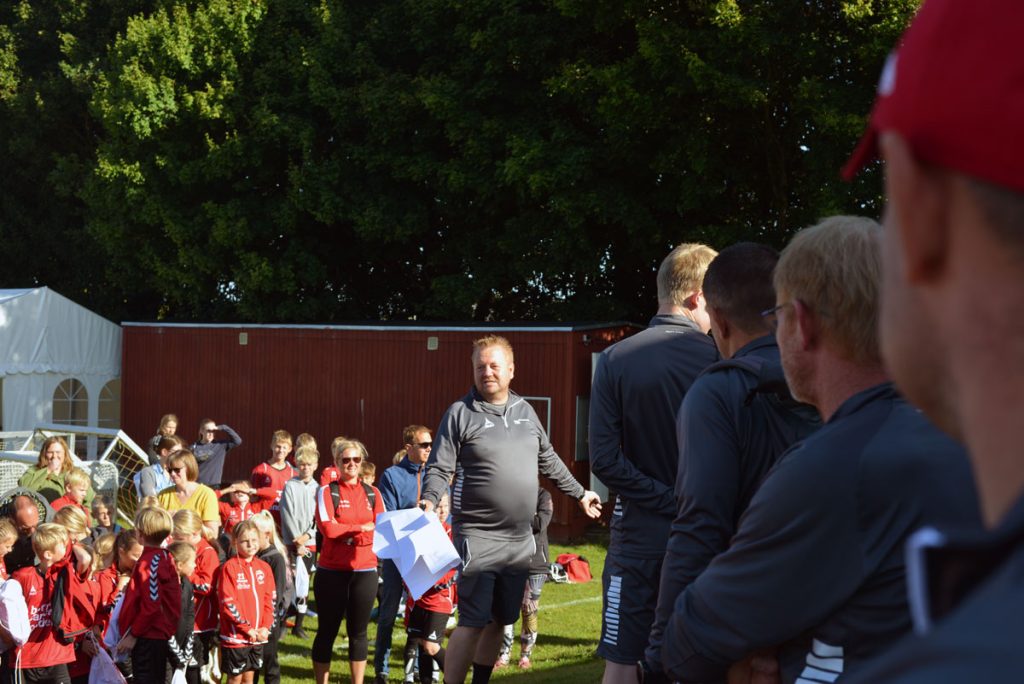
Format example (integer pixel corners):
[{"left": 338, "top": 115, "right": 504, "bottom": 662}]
[{"left": 0, "top": 288, "right": 121, "bottom": 434}]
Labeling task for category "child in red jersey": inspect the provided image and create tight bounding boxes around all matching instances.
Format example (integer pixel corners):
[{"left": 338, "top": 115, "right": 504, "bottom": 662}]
[
  {"left": 317, "top": 436, "right": 350, "bottom": 486},
  {"left": 172, "top": 508, "right": 221, "bottom": 682},
  {"left": 250, "top": 430, "right": 297, "bottom": 526},
  {"left": 0, "top": 519, "right": 16, "bottom": 580},
  {"left": 10, "top": 522, "right": 89, "bottom": 684},
  {"left": 50, "top": 468, "right": 92, "bottom": 526},
  {"left": 93, "top": 529, "right": 141, "bottom": 642},
  {"left": 218, "top": 481, "right": 273, "bottom": 535},
  {"left": 115, "top": 507, "right": 181, "bottom": 683},
  {"left": 216, "top": 519, "right": 275, "bottom": 684},
  {"left": 67, "top": 534, "right": 115, "bottom": 684},
  {"left": 405, "top": 494, "right": 455, "bottom": 684}
]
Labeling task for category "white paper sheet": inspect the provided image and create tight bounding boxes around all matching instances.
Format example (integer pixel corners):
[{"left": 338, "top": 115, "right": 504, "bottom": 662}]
[{"left": 373, "top": 508, "right": 461, "bottom": 600}]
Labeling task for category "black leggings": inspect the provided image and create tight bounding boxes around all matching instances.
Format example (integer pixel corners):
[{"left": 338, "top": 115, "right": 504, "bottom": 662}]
[{"left": 312, "top": 567, "right": 378, "bottom": 663}]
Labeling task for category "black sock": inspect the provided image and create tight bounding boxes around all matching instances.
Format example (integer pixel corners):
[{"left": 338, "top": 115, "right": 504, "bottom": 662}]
[
  {"left": 419, "top": 648, "right": 434, "bottom": 684},
  {"left": 470, "top": 663, "right": 493, "bottom": 684},
  {"left": 434, "top": 647, "right": 446, "bottom": 671}
]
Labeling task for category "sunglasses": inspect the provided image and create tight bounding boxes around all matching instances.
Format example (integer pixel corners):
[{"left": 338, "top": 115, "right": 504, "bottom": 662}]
[
  {"left": 416, "top": 442, "right": 433, "bottom": 449},
  {"left": 340, "top": 456, "right": 362, "bottom": 465},
  {"left": 169, "top": 466, "right": 186, "bottom": 474}
]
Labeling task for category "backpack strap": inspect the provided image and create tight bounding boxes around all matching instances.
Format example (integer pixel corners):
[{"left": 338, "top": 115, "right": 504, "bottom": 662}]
[
  {"left": 361, "top": 482, "right": 376, "bottom": 512},
  {"left": 329, "top": 481, "right": 376, "bottom": 513}
]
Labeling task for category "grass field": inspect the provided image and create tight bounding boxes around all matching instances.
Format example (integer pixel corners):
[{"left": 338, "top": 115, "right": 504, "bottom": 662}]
[{"left": 276, "top": 536, "right": 608, "bottom": 683}]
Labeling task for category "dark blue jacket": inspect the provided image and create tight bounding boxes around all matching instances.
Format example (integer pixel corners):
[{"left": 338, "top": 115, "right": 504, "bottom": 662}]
[
  {"left": 662, "top": 383, "right": 982, "bottom": 684},
  {"left": 378, "top": 455, "right": 424, "bottom": 513},
  {"left": 646, "top": 336, "right": 820, "bottom": 671},
  {"left": 843, "top": 495, "right": 1024, "bottom": 683},
  {"left": 588, "top": 315, "right": 718, "bottom": 559}
]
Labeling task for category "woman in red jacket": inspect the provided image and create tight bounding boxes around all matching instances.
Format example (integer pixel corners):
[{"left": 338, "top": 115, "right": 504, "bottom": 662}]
[{"left": 312, "top": 439, "right": 384, "bottom": 684}]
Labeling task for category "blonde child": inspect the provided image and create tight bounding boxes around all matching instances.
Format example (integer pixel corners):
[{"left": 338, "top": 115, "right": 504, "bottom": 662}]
[
  {"left": 250, "top": 430, "right": 296, "bottom": 524},
  {"left": 54, "top": 504, "right": 91, "bottom": 543},
  {"left": 116, "top": 506, "right": 181, "bottom": 682},
  {"left": 173, "top": 508, "right": 221, "bottom": 680},
  {"left": 90, "top": 494, "right": 122, "bottom": 541},
  {"left": 251, "top": 511, "right": 289, "bottom": 684},
  {"left": 280, "top": 446, "right": 319, "bottom": 639},
  {"left": 216, "top": 519, "right": 275, "bottom": 684},
  {"left": 11, "top": 523, "right": 79, "bottom": 681},
  {"left": 166, "top": 541, "right": 197, "bottom": 680},
  {"left": 51, "top": 467, "right": 92, "bottom": 525},
  {"left": 360, "top": 461, "right": 376, "bottom": 486},
  {"left": 0, "top": 519, "right": 16, "bottom": 580}
]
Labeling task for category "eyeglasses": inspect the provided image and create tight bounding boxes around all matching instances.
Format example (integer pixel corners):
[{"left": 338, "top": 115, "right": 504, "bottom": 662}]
[
  {"left": 340, "top": 456, "right": 362, "bottom": 465},
  {"left": 168, "top": 466, "right": 186, "bottom": 474},
  {"left": 415, "top": 442, "right": 433, "bottom": 449},
  {"left": 760, "top": 302, "right": 792, "bottom": 331}
]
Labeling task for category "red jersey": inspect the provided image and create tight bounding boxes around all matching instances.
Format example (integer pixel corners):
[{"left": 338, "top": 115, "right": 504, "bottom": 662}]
[
  {"left": 51, "top": 495, "right": 92, "bottom": 526},
  {"left": 315, "top": 481, "right": 384, "bottom": 572},
  {"left": 218, "top": 501, "right": 255, "bottom": 533},
  {"left": 250, "top": 462, "right": 296, "bottom": 522},
  {"left": 11, "top": 559, "right": 76, "bottom": 668},
  {"left": 93, "top": 564, "right": 122, "bottom": 636},
  {"left": 192, "top": 538, "right": 220, "bottom": 633},
  {"left": 412, "top": 522, "right": 456, "bottom": 614},
  {"left": 118, "top": 546, "right": 181, "bottom": 640},
  {"left": 319, "top": 466, "right": 340, "bottom": 486},
  {"left": 68, "top": 576, "right": 101, "bottom": 678},
  {"left": 215, "top": 555, "right": 275, "bottom": 647}
]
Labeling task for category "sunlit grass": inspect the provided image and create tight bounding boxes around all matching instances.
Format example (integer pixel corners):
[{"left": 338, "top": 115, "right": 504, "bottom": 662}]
[{"left": 277, "top": 537, "right": 608, "bottom": 683}]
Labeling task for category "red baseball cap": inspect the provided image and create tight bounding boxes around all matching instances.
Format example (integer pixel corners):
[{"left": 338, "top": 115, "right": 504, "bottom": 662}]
[{"left": 842, "top": 0, "right": 1024, "bottom": 193}]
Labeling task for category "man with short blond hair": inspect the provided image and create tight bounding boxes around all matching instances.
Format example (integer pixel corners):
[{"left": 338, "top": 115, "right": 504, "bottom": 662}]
[
  {"left": 839, "top": 0, "right": 1024, "bottom": 679},
  {"left": 660, "top": 217, "right": 981, "bottom": 683},
  {"left": 589, "top": 242, "right": 719, "bottom": 683},
  {"left": 420, "top": 336, "right": 601, "bottom": 684}
]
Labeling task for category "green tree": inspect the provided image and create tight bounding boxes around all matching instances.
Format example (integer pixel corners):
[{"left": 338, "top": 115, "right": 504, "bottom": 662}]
[
  {"left": 82, "top": 0, "right": 916, "bottom": 323},
  {"left": 0, "top": 0, "right": 156, "bottom": 319}
]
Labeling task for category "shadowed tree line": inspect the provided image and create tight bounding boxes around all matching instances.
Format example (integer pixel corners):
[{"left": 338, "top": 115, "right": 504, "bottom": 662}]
[{"left": 0, "top": 0, "right": 917, "bottom": 323}]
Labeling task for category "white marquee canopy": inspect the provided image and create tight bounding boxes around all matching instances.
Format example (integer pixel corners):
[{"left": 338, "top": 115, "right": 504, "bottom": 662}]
[{"left": 0, "top": 287, "right": 121, "bottom": 432}]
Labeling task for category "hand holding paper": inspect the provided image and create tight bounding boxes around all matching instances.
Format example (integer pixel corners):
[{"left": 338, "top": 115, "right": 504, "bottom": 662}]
[{"left": 373, "top": 508, "right": 461, "bottom": 600}]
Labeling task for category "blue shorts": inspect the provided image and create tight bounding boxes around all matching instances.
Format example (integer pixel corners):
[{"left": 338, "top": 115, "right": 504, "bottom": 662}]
[{"left": 597, "top": 553, "right": 662, "bottom": 664}]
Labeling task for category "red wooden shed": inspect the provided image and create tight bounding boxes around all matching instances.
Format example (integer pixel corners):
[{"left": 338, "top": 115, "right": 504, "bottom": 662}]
[{"left": 120, "top": 322, "right": 638, "bottom": 539}]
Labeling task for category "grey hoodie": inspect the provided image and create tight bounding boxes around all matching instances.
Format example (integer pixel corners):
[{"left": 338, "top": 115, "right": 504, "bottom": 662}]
[{"left": 422, "top": 388, "right": 585, "bottom": 540}]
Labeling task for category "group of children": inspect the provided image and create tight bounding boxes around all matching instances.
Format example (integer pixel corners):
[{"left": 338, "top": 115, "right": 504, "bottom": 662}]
[{"left": 0, "top": 427, "right": 478, "bottom": 684}]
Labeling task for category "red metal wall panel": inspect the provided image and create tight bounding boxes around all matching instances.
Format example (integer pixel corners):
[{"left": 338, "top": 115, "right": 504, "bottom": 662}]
[{"left": 121, "top": 324, "right": 637, "bottom": 539}]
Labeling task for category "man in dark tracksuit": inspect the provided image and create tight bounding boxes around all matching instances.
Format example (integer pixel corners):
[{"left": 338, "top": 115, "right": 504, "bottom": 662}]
[
  {"left": 420, "top": 335, "right": 601, "bottom": 684},
  {"left": 589, "top": 243, "right": 719, "bottom": 683},
  {"left": 644, "top": 243, "right": 820, "bottom": 677},
  {"left": 660, "top": 217, "right": 982, "bottom": 684},
  {"left": 374, "top": 424, "right": 432, "bottom": 684},
  {"left": 839, "top": 1, "right": 1024, "bottom": 680}
]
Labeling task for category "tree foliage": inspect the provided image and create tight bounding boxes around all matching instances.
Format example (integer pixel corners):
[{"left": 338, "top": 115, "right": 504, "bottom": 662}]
[{"left": 1, "top": 0, "right": 918, "bottom": 323}]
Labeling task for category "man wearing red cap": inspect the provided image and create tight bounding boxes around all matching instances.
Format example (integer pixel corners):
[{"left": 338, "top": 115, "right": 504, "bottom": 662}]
[{"left": 843, "top": 0, "right": 1024, "bottom": 679}]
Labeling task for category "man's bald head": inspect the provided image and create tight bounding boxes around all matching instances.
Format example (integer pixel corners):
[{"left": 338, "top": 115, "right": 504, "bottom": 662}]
[{"left": 12, "top": 495, "right": 39, "bottom": 535}]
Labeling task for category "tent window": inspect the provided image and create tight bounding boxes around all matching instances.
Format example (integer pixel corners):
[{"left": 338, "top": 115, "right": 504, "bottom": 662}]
[
  {"left": 99, "top": 379, "right": 120, "bottom": 429},
  {"left": 53, "top": 379, "right": 88, "bottom": 426}
]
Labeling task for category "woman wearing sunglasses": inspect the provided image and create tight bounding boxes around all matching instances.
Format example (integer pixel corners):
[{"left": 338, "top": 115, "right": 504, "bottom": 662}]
[
  {"left": 157, "top": 449, "right": 221, "bottom": 538},
  {"left": 311, "top": 438, "right": 384, "bottom": 684}
]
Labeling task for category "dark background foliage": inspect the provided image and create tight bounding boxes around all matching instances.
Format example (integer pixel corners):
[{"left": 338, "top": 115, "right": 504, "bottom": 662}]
[{"left": 0, "top": 0, "right": 915, "bottom": 324}]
